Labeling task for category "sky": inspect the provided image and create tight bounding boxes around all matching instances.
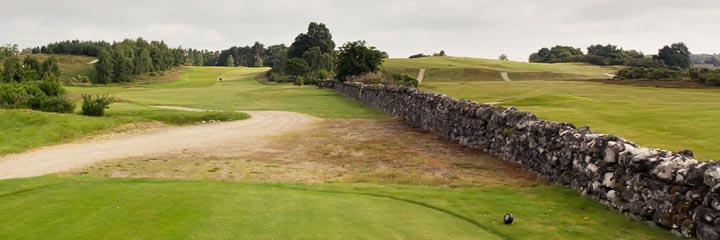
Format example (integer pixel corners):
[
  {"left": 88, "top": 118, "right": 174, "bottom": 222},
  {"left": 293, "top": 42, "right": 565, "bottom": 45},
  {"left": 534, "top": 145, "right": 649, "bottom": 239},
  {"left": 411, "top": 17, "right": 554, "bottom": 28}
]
[{"left": 3, "top": 0, "right": 720, "bottom": 60}]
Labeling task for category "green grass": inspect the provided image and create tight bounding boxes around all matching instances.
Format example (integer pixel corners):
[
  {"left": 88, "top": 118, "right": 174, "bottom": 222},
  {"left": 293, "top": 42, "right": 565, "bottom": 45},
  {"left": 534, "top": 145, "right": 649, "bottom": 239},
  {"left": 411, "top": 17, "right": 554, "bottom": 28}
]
[
  {"left": 68, "top": 67, "right": 388, "bottom": 119},
  {"left": 423, "top": 80, "right": 720, "bottom": 160},
  {"left": 0, "top": 106, "right": 249, "bottom": 155},
  {"left": 0, "top": 109, "right": 131, "bottom": 155},
  {"left": 383, "top": 57, "right": 622, "bottom": 82},
  {"left": 382, "top": 57, "right": 720, "bottom": 160},
  {"left": 0, "top": 176, "right": 677, "bottom": 240}
]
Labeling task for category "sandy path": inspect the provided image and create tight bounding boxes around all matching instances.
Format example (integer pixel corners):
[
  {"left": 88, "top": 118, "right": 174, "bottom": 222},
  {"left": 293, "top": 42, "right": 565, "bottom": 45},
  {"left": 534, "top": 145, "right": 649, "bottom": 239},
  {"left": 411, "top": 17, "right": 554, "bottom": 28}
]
[
  {"left": 500, "top": 72, "right": 511, "bottom": 81},
  {"left": 0, "top": 110, "right": 318, "bottom": 179}
]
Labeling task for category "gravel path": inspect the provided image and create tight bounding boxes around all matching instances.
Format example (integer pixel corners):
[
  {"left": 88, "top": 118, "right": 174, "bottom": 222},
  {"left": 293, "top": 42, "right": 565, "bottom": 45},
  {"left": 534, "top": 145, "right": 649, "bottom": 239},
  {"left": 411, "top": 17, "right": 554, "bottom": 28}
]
[{"left": 0, "top": 110, "right": 318, "bottom": 179}]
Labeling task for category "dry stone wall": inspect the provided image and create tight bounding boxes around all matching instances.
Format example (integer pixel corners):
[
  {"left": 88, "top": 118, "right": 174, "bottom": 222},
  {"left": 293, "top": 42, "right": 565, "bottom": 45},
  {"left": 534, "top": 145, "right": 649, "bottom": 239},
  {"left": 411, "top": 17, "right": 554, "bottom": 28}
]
[{"left": 318, "top": 80, "right": 720, "bottom": 239}]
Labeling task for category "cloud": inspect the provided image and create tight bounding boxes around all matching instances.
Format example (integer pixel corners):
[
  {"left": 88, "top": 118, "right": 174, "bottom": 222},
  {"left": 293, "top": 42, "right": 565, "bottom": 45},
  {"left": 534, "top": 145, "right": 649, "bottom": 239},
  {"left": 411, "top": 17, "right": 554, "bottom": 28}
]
[{"left": 2, "top": 0, "right": 719, "bottom": 60}]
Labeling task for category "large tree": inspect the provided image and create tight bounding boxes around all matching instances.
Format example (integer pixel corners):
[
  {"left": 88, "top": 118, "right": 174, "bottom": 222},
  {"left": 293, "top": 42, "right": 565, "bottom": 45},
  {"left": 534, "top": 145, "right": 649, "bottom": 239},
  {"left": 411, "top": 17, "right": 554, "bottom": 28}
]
[
  {"left": 335, "top": 41, "right": 384, "bottom": 81},
  {"left": 2, "top": 56, "right": 21, "bottom": 82},
  {"left": 95, "top": 49, "right": 114, "bottom": 84},
  {"left": 657, "top": 42, "right": 691, "bottom": 69},
  {"left": 287, "top": 22, "right": 335, "bottom": 59}
]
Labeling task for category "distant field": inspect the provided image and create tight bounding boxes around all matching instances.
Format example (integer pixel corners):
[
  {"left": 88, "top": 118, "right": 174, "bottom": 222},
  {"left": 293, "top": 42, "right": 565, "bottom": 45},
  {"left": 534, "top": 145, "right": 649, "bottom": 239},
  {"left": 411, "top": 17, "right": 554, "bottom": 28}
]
[
  {"left": 68, "top": 67, "right": 388, "bottom": 119},
  {"left": 0, "top": 176, "right": 677, "bottom": 240},
  {"left": 383, "top": 57, "right": 622, "bottom": 82},
  {"left": 393, "top": 57, "right": 720, "bottom": 159}
]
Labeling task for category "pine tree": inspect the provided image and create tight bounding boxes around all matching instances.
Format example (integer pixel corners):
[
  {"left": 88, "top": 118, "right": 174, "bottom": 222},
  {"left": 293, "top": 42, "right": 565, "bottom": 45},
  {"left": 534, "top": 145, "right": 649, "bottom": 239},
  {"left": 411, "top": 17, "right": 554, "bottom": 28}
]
[{"left": 95, "top": 49, "right": 114, "bottom": 84}]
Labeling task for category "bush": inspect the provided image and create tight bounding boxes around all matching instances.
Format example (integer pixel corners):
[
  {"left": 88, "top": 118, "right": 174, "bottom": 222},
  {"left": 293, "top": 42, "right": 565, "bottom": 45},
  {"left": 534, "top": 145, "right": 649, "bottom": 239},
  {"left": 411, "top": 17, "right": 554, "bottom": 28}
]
[
  {"left": 409, "top": 53, "right": 429, "bottom": 59},
  {"left": 70, "top": 74, "right": 90, "bottom": 83},
  {"left": 690, "top": 68, "right": 720, "bottom": 86},
  {"left": 0, "top": 84, "right": 31, "bottom": 109},
  {"left": 34, "top": 95, "right": 75, "bottom": 113},
  {"left": 318, "top": 70, "right": 330, "bottom": 80},
  {"left": 81, "top": 94, "right": 114, "bottom": 116},
  {"left": 0, "top": 81, "right": 75, "bottom": 113},
  {"left": 294, "top": 76, "right": 305, "bottom": 86},
  {"left": 391, "top": 74, "right": 418, "bottom": 87},
  {"left": 615, "top": 67, "right": 683, "bottom": 81}
]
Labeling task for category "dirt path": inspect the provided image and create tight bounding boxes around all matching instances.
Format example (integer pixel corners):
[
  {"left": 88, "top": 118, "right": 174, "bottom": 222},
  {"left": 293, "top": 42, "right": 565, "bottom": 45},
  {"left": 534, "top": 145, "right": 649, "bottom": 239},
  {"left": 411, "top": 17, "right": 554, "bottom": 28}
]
[{"left": 0, "top": 110, "right": 318, "bottom": 179}]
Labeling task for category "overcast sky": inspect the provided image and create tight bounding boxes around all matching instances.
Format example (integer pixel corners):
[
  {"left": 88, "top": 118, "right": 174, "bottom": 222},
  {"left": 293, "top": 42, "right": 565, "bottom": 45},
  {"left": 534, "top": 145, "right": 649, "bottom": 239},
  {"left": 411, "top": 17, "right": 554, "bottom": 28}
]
[{"left": 3, "top": 0, "right": 719, "bottom": 60}]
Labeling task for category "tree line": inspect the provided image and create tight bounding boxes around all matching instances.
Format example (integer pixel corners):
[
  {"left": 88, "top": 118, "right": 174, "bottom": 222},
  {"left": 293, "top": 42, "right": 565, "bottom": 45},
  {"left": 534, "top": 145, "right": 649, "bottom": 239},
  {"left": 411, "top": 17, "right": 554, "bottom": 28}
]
[
  {"left": 94, "top": 38, "right": 186, "bottom": 84},
  {"left": 529, "top": 44, "right": 649, "bottom": 66},
  {"left": 35, "top": 40, "right": 111, "bottom": 56}
]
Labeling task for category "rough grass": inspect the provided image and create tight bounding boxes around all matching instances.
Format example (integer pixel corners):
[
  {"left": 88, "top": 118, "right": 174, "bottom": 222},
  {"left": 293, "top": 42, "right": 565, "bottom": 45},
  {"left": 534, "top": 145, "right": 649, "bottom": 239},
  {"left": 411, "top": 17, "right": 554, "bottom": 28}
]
[
  {"left": 0, "top": 106, "right": 248, "bottom": 155},
  {"left": 0, "top": 109, "right": 131, "bottom": 155},
  {"left": 383, "top": 57, "right": 622, "bottom": 82},
  {"left": 68, "top": 67, "right": 389, "bottom": 119},
  {"left": 386, "top": 57, "right": 720, "bottom": 160},
  {"left": 0, "top": 176, "right": 678, "bottom": 240},
  {"left": 424, "top": 80, "right": 720, "bottom": 160},
  {"left": 105, "top": 103, "right": 249, "bottom": 125}
]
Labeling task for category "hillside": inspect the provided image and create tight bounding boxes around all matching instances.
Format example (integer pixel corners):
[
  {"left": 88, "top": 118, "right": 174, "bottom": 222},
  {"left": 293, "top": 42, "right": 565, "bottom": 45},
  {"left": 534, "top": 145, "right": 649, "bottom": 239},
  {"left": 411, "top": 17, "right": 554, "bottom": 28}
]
[
  {"left": 383, "top": 57, "right": 622, "bottom": 82},
  {"left": 18, "top": 54, "right": 96, "bottom": 80}
]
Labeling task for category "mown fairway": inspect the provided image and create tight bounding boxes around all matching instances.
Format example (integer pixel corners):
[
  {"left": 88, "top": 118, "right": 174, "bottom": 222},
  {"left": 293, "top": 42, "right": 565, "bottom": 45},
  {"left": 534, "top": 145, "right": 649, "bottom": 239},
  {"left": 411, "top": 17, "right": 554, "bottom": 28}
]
[
  {"left": 0, "top": 176, "right": 676, "bottom": 240},
  {"left": 67, "top": 67, "right": 388, "bottom": 119},
  {"left": 385, "top": 57, "right": 720, "bottom": 160}
]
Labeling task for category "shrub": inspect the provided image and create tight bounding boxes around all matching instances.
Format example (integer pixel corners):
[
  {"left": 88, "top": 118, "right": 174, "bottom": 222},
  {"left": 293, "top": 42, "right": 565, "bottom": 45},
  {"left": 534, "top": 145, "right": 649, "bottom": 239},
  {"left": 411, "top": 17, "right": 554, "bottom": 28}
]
[
  {"left": 318, "top": 70, "right": 330, "bottom": 80},
  {"left": 70, "top": 74, "right": 90, "bottom": 83},
  {"left": 409, "top": 53, "right": 429, "bottom": 59},
  {"left": 690, "top": 68, "right": 720, "bottom": 86},
  {"left": 615, "top": 67, "right": 683, "bottom": 81},
  {"left": 35, "top": 95, "right": 75, "bottom": 113},
  {"left": 0, "top": 81, "right": 75, "bottom": 113},
  {"left": 81, "top": 94, "right": 114, "bottom": 116},
  {"left": 0, "top": 84, "right": 31, "bottom": 108},
  {"left": 391, "top": 73, "right": 418, "bottom": 87},
  {"left": 294, "top": 76, "right": 305, "bottom": 86}
]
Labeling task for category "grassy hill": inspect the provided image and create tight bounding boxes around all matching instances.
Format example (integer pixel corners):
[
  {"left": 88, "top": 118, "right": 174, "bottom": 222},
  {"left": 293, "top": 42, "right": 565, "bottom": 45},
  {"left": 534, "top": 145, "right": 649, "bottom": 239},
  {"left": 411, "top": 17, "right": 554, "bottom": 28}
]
[{"left": 383, "top": 57, "right": 622, "bottom": 82}]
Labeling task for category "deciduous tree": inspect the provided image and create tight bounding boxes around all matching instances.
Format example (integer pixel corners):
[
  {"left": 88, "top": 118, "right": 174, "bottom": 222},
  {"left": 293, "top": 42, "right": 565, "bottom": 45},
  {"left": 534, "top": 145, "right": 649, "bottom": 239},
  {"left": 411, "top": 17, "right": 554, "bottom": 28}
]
[
  {"left": 335, "top": 41, "right": 384, "bottom": 82},
  {"left": 657, "top": 42, "right": 691, "bottom": 69}
]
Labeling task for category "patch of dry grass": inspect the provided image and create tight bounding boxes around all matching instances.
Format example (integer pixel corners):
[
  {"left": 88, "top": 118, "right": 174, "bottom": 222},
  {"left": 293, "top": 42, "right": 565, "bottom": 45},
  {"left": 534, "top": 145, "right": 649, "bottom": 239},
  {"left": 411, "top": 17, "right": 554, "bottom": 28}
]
[{"left": 64, "top": 119, "right": 543, "bottom": 187}]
